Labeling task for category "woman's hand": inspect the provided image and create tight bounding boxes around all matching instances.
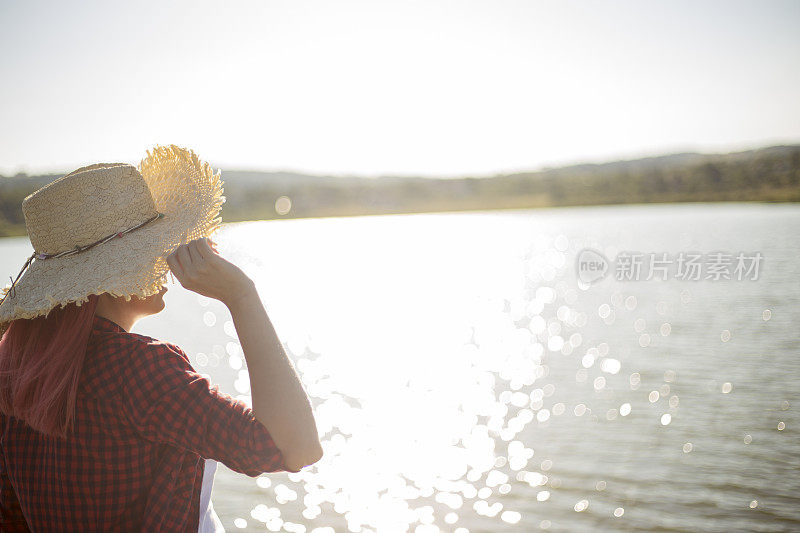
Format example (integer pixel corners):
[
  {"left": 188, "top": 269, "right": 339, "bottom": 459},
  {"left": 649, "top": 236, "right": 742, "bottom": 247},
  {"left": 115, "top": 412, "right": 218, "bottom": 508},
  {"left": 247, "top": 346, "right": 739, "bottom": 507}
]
[{"left": 165, "top": 238, "right": 255, "bottom": 305}]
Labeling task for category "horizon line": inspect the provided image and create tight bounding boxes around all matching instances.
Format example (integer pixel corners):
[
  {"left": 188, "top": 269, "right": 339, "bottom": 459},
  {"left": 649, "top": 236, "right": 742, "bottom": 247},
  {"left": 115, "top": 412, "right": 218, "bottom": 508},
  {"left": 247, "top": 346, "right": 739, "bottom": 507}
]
[{"left": 3, "top": 139, "right": 799, "bottom": 181}]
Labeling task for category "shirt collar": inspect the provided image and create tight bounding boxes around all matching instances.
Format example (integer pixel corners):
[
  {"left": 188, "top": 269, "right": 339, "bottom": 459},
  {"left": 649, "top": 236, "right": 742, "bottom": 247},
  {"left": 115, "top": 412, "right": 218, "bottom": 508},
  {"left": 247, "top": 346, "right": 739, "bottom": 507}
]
[{"left": 92, "top": 315, "right": 127, "bottom": 333}]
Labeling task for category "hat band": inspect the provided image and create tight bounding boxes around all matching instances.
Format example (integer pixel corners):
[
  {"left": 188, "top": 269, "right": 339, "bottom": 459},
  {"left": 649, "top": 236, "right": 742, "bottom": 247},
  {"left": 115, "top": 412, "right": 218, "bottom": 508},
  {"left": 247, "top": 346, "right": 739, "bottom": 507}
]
[
  {"left": 0, "top": 212, "right": 165, "bottom": 307},
  {"left": 34, "top": 211, "right": 164, "bottom": 260}
]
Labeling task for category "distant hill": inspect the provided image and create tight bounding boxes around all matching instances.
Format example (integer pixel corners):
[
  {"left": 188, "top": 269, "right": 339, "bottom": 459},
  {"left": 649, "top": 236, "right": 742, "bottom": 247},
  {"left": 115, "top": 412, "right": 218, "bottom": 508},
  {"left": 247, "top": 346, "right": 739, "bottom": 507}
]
[{"left": 1, "top": 144, "right": 798, "bottom": 237}]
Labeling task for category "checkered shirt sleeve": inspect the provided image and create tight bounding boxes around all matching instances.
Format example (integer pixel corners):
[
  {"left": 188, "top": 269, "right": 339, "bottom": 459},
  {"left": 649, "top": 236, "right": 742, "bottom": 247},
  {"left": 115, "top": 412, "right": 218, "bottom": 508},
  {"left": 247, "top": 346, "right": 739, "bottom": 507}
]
[{"left": 121, "top": 339, "right": 288, "bottom": 477}]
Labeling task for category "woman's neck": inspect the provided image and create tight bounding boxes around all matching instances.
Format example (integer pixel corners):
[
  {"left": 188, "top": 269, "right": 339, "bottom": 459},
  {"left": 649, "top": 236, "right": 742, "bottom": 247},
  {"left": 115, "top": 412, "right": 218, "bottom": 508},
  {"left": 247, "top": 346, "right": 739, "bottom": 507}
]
[{"left": 94, "top": 297, "right": 139, "bottom": 332}]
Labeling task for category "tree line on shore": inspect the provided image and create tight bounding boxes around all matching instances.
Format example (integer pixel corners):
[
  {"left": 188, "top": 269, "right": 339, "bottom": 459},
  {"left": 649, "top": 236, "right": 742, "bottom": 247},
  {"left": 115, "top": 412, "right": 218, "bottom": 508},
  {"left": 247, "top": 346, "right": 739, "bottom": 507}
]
[{"left": 1, "top": 144, "right": 798, "bottom": 237}]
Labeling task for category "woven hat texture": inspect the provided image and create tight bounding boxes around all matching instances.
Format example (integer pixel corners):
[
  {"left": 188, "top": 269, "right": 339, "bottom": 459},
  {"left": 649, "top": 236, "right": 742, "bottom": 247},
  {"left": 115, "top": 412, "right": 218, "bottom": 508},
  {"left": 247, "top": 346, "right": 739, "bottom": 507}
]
[{"left": 0, "top": 145, "right": 225, "bottom": 336}]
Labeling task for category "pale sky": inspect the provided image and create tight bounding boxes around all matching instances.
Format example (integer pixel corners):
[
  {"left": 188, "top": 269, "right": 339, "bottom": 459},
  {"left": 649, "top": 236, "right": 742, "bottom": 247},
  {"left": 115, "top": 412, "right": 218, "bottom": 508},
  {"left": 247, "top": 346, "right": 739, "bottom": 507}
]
[{"left": 1, "top": 0, "right": 798, "bottom": 178}]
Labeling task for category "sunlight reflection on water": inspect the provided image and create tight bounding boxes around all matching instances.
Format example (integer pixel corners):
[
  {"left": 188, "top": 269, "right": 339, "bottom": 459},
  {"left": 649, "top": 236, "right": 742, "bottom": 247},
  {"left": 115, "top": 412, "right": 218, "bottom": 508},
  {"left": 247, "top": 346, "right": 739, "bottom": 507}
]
[{"left": 1, "top": 204, "right": 789, "bottom": 532}]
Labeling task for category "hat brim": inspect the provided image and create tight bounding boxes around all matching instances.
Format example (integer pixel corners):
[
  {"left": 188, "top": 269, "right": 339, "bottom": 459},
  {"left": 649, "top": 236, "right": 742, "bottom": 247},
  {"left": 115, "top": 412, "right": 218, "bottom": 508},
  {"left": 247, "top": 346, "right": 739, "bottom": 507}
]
[{"left": 0, "top": 145, "right": 225, "bottom": 332}]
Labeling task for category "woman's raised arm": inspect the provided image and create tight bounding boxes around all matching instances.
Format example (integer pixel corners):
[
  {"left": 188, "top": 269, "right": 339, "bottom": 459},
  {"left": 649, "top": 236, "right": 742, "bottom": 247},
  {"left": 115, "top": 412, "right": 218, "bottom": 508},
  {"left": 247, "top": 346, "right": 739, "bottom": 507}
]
[{"left": 166, "top": 238, "right": 323, "bottom": 472}]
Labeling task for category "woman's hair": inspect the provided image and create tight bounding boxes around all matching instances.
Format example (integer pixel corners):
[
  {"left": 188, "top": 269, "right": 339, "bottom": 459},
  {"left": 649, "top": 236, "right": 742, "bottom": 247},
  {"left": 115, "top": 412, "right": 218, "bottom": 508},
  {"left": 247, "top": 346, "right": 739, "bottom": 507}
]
[{"left": 0, "top": 294, "right": 99, "bottom": 438}]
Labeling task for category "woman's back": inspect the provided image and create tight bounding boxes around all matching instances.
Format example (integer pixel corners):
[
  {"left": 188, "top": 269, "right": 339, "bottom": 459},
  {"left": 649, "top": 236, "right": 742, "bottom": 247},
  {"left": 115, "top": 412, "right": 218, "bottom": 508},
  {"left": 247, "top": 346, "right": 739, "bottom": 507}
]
[{"left": 0, "top": 315, "right": 287, "bottom": 532}]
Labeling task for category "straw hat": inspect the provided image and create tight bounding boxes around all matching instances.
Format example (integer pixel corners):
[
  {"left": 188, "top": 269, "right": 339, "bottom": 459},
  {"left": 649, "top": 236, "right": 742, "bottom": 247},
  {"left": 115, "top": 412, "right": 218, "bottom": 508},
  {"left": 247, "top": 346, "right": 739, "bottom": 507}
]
[{"left": 0, "top": 145, "right": 225, "bottom": 337}]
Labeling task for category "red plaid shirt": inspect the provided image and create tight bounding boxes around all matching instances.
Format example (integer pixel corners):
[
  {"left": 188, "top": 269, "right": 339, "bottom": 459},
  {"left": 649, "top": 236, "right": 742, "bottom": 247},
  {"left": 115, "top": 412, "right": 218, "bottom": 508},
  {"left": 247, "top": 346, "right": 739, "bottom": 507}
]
[{"left": 0, "top": 315, "right": 287, "bottom": 532}]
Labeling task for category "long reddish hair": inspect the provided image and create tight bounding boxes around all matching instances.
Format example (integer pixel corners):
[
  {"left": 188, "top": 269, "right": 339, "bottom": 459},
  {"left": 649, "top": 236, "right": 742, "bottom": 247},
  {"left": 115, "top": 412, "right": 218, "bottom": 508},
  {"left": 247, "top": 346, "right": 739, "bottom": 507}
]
[{"left": 0, "top": 294, "right": 99, "bottom": 438}]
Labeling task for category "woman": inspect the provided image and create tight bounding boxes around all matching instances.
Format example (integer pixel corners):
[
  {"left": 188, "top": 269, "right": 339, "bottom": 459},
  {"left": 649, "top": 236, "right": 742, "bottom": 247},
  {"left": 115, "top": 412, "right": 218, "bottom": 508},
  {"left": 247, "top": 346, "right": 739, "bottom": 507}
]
[{"left": 0, "top": 146, "right": 322, "bottom": 531}]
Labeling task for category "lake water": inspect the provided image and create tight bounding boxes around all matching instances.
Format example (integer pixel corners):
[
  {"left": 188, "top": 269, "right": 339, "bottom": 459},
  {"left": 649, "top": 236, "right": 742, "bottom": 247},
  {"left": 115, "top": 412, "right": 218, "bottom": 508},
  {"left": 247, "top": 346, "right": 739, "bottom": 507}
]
[{"left": 1, "top": 203, "right": 798, "bottom": 532}]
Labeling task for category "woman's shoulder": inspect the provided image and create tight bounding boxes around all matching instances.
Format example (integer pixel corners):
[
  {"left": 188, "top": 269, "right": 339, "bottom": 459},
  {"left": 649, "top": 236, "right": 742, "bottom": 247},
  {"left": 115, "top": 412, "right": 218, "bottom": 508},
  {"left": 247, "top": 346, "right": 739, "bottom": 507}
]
[
  {"left": 115, "top": 332, "right": 191, "bottom": 373},
  {"left": 124, "top": 331, "right": 189, "bottom": 358},
  {"left": 89, "top": 320, "right": 189, "bottom": 359},
  {"left": 83, "top": 329, "right": 193, "bottom": 395}
]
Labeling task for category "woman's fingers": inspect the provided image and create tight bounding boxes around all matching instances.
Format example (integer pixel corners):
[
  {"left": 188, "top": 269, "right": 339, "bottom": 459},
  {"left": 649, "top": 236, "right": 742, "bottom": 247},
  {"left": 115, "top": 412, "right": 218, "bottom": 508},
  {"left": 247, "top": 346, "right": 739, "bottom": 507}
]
[
  {"left": 165, "top": 237, "right": 242, "bottom": 301},
  {"left": 195, "top": 238, "right": 216, "bottom": 261},
  {"left": 185, "top": 240, "right": 200, "bottom": 266},
  {"left": 190, "top": 239, "right": 216, "bottom": 272},
  {"left": 180, "top": 244, "right": 200, "bottom": 278},
  {"left": 167, "top": 242, "right": 199, "bottom": 286},
  {"left": 165, "top": 248, "right": 185, "bottom": 279}
]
